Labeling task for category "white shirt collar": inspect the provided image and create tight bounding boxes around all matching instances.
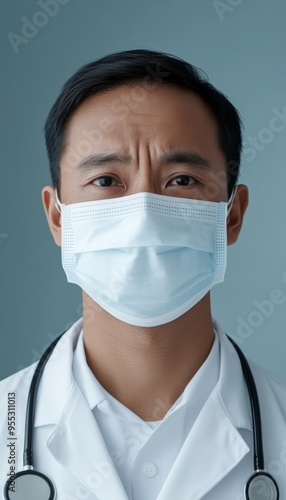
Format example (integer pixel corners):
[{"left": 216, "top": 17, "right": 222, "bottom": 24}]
[
  {"left": 33, "top": 316, "right": 251, "bottom": 433},
  {"left": 72, "top": 322, "right": 220, "bottom": 425}
]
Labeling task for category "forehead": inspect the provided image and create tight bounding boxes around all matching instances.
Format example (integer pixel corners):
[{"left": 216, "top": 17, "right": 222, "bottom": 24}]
[
  {"left": 68, "top": 83, "right": 218, "bottom": 140},
  {"left": 63, "top": 83, "right": 225, "bottom": 169}
]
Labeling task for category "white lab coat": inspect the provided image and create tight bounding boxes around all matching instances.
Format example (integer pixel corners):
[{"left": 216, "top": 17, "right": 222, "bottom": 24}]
[{"left": 1, "top": 318, "right": 286, "bottom": 500}]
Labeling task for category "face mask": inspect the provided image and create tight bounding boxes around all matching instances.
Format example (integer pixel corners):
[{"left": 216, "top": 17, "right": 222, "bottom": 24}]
[{"left": 56, "top": 190, "right": 236, "bottom": 327}]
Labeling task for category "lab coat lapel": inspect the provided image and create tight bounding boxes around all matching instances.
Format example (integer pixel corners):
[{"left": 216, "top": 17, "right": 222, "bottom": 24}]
[
  {"left": 157, "top": 328, "right": 253, "bottom": 500},
  {"left": 45, "top": 381, "right": 129, "bottom": 500},
  {"left": 33, "top": 319, "right": 128, "bottom": 499},
  {"left": 157, "top": 389, "right": 249, "bottom": 500},
  {"left": 33, "top": 318, "right": 83, "bottom": 427},
  {"left": 32, "top": 318, "right": 252, "bottom": 499}
]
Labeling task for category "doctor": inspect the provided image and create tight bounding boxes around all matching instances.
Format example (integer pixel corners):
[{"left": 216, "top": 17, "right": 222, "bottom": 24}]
[{"left": 1, "top": 49, "right": 286, "bottom": 499}]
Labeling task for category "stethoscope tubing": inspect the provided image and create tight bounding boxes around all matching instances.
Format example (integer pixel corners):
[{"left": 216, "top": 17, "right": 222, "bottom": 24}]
[
  {"left": 226, "top": 335, "right": 264, "bottom": 471},
  {"left": 3, "top": 330, "right": 279, "bottom": 500},
  {"left": 23, "top": 332, "right": 66, "bottom": 467}
]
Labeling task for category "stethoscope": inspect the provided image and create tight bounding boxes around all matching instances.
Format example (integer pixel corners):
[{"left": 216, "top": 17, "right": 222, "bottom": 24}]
[{"left": 3, "top": 334, "right": 280, "bottom": 500}]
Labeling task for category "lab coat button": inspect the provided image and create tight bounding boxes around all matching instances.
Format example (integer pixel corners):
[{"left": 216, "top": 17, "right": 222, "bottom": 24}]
[{"left": 142, "top": 462, "right": 157, "bottom": 477}]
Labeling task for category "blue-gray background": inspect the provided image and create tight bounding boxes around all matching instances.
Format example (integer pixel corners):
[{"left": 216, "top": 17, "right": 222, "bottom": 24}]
[{"left": 1, "top": 0, "right": 286, "bottom": 380}]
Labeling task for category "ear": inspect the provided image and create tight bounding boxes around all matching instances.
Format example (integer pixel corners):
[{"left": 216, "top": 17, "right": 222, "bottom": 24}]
[
  {"left": 227, "top": 184, "right": 249, "bottom": 245},
  {"left": 42, "top": 186, "right": 62, "bottom": 247}
]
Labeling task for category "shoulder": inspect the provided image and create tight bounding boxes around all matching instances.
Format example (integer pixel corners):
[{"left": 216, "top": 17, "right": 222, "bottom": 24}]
[
  {"left": 215, "top": 320, "right": 286, "bottom": 410},
  {"left": 249, "top": 359, "right": 286, "bottom": 393},
  {"left": 248, "top": 359, "right": 286, "bottom": 417},
  {"left": 0, "top": 362, "right": 37, "bottom": 388},
  {"left": 0, "top": 362, "right": 38, "bottom": 407},
  {"left": 0, "top": 318, "right": 83, "bottom": 398},
  {"left": 215, "top": 321, "right": 286, "bottom": 425},
  {"left": 0, "top": 362, "right": 38, "bottom": 457}
]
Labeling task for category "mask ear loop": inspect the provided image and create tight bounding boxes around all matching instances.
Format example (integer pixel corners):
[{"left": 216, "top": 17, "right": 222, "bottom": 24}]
[
  {"left": 55, "top": 190, "right": 62, "bottom": 214},
  {"left": 227, "top": 185, "right": 237, "bottom": 218}
]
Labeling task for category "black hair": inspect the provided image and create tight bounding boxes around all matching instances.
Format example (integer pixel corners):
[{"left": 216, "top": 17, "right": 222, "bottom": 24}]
[{"left": 44, "top": 49, "right": 242, "bottom": 197}]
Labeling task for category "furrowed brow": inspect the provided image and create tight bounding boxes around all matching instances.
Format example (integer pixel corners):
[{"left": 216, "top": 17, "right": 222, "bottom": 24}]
[
  {"left": 76, "top": 153, "right": 132, "bottom": 171},
  {"left": 158, "top": 151, "right": 212, "bottom": 169},
  {"left": 75, "top": 150, "right": 212, "bottom": 172}
]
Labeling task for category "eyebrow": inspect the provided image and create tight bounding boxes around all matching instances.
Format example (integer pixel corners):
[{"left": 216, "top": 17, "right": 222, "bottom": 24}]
[
  {"left": 158, "top": 151, "right": 211, "bottom": 169},
  {"left": 75, "top": 150, "right": 212, "bottom": 171},
  {"left": 76, "top": 153, "right": 132, "bottom": 171}
]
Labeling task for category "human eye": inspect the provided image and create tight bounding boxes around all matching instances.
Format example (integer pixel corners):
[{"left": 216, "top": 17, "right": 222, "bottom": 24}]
[
  {"left": 168, "top": 175, "right": 196, "bottom": 186},
  {"left": 92, "top": 175, "right": 119, "bottom": 187}
]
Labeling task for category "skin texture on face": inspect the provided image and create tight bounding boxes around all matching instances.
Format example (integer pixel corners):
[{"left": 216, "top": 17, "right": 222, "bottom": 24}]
[
  {"left": 60, "top": 84, "right": 228, "bottom": 203},
  {"left": 42, "top": 83, "right": 248, "bottom": 420}
]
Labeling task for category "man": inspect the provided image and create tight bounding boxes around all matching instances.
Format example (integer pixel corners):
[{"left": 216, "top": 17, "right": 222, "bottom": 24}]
[{"left": 1, "top": 49, "right": 285, "bottom": 499}]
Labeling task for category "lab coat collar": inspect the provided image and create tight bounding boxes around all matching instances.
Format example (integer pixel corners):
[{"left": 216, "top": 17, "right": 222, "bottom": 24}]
[
  {"left": 46, "top": 381, "right": 129, "bottom": 499},
  {"left": 157, "top": 389, "right": 251, "bottom": 500},
  {"left": 73, "top": 323, "right": 220, "bottom": 424},
  {"left": 34, "top": 317, "right": 252, "bottom": 431},
  {"left": 34, "top": 317, "right": 83, "bottom": 427},
  {"left": 157, "top": 320, "right": 253, "bottom": 499},
  {"left": 34, "top": 317, "right": 253, "bottom": 499},
  {"left": 216, "top": 320, "right": 252, "bottom": 430},
  {"left": 35, "top": 318, "right": 129, "bottom": 498}
]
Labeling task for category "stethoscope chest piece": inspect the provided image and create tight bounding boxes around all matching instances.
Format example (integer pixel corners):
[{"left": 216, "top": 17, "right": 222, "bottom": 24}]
[
  {"left": 245, "top": 471, "right": 279, "bottom": 500},
  {"left": 2, "top": 332, "right": 280, "bottom": 500},
  {"left": 3, "top": 469, "right": 56, "bottom": 500}
]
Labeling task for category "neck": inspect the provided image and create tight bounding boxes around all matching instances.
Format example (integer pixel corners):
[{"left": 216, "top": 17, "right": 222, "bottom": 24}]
[{"left": 82, "top": 293, "right": 215, "bottom": 421}]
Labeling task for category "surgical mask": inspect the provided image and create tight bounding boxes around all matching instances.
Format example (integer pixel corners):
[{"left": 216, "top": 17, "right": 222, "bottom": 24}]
[{"left": 56, "top": 190, "right": 236, "bottom": 327}]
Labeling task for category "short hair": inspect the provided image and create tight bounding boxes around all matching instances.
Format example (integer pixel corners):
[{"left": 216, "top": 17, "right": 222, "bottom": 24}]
[{"left": 44, "top": 49, "right": 242, "bottom": 197}]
